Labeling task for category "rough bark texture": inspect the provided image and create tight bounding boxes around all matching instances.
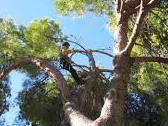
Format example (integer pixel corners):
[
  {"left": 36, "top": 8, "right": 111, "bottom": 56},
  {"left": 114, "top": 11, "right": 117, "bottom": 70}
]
[{"left": 91, "top": 56, "right": 131, "bottom": 126}]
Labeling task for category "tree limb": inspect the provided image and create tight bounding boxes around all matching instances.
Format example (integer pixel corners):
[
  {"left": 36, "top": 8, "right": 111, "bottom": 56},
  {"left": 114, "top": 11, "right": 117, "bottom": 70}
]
[
  {"left": 73, "top": 63, "right": 90, "bottom": 71},
  {"left": 134, "top": 0, "right": 155, "bottom": 11},
  {"left": 121, "top": 0, "right": 146, "bottom": 55},
  {"left": 116, "top": 0, "right": 122, "bottom": 12},
  {"left": 0, "top": 58, "right": 70, "bottom": 101},
  {"left": 90, "top": 50, "right": 113, "bottom": 58},
  {"left": 65, "top": 40, "right": 97, "bottom": 71},
  {"left": 74, "top": 49, "right": 113, "bottom": 72},
  {"left": 121, "top": 0, "right": 155, "bottom": 55},
  {"left": 74, "top": 49, "right": 113, "bottom": 57},
  {"left": 65, "top": 102, "right": 93, "bottom": 126},
  {"left": 98, "top": 69, "right": 113, "bottom": 73},
  {"left": 132, "top": 56, "right": 168, "bottom": 64},
  {"left": 0, "top": 58, "right": 93, "bottom": 126}
]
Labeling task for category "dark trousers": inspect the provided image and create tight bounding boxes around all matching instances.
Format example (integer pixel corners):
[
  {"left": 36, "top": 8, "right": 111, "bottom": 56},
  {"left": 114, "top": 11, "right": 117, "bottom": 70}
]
[{"left": 60, "top": 57, "right": 81, "bottom": 84}]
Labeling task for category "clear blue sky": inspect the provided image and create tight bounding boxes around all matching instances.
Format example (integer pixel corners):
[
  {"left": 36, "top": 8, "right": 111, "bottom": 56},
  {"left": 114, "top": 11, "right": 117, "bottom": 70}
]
[{"left": 0, "top": 0, "right": 113, "bottom": 125}]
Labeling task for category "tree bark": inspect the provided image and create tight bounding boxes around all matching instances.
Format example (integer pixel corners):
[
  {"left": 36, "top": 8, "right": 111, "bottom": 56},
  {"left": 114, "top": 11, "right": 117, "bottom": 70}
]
[{"left": 90, "top": 55, "right": 131, "bottom": 126}]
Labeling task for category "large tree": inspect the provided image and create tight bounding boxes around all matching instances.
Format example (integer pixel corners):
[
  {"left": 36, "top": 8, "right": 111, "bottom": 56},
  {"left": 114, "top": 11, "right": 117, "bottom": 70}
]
[
  {"left": 54, "top": 0, "right": 168, "bottom": 126},
  {"left": 0, "top": 0, "right": 168, "bottom": 126}
]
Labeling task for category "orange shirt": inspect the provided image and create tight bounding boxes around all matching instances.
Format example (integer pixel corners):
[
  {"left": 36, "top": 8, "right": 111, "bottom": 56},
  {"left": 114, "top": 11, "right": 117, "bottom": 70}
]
[{"left": 61, "top": 49, "right": 73, "bottom": 57}]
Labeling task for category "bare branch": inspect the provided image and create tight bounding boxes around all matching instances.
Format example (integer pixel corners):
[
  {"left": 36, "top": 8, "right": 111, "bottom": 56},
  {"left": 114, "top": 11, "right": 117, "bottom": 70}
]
[
  {"left": 74, "top": 49, "right": 113, "bottom": 70},
  {"left": 132, "top": 56, "right": 168, "bottom": 64},
  {"left": 73, "top": 63, "right": 90, "bottom": 71},
  {"left": 90, "top": 50, "right": 113, "bottom": 57},
  {"left": 121, "top": 0, "right": 155, "bottom": 55},
  {"left": 99, "top": 69, "right": 113, "bottom": 73},
  {"left": 116, "top": 0, "right": 122, "bottom": 12},
  {"left": 135, "top": 0, "right": 155, "bottom": 10},
  {"left": 66, "top": 40, "right": 113, "bottom": 72},
  {"left": 65, "top": 102, "right": 93, "bottom": 126},
  {"left": 74, "top": 50, "right": 97, "bottom": 71},
  {"left": 88, "top": 52, "right": 97, "bottom": 71},
  {"left": 124, "top": 0, "right": 155, "bottom": 15},
  {"left": 0, "top": 58, "right": 70, "bottom": 101},
  {"left": 121, "top": 0, "right": 146, "bottom": 55},
  {"left": 147, "top": 0, "right": 155, "bottom": 7},
  {"left": 66, "top": 40, "right": 97, "bottom": 71}
]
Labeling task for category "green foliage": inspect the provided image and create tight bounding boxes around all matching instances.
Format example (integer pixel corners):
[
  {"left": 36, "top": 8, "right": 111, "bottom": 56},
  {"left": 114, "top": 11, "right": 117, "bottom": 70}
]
[
  {"left": 18, "top": 82, "right": 64, "bottom": 126},
  {"left": 24, "top": 18, "right": 61, "bottom": 59},
  {"left": 0, "top": 18, "right": 64, "bottom": 76},
  {"left": 0, "top": 18, "right": 62, "bottom": 61},
  {"left": 129, "top": 63, "right": 168, "bottom": 125},
  {"left": 147, "top": 8, "right": 168, "bottom": 53},
  {"left": 129, "top": 119, "right": 140, "bottom": 126},
  {"left": 55, "top": 0, "right": 114, "bottom": 15},
  {"left": 0, "top": 77, "right": 11, "bottom": 116},
  {"left": 0, "top": 19, "right": 22, "bottom": 62},
  {"left": 132, "top": 2, "right": 168, "bottom": 56}
]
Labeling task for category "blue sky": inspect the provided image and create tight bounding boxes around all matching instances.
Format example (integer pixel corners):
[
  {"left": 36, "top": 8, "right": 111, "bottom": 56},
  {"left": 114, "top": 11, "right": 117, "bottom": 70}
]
[{"left": 0, "top": 0, "right": 113, "bottom": 125}]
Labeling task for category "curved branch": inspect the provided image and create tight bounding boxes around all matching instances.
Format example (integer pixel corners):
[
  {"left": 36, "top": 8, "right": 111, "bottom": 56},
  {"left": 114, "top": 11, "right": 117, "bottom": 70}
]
[
  {"left": 0, "top": 58, "right": 70, "bottom": 101},
  {"left": 132, "top": 56, "right": 168, "bottom": 64},
  {"left": 0, "top": 57, "right": 93, "bottom": 126},
  {"left": 90, "top": 50, "right": 113, "bottom": 58}
]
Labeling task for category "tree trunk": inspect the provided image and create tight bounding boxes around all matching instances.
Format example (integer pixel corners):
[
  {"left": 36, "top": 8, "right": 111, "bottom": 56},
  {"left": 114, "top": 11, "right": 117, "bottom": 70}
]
[{"left": 91, "top": 55, "right": 131, "bottom": 126}]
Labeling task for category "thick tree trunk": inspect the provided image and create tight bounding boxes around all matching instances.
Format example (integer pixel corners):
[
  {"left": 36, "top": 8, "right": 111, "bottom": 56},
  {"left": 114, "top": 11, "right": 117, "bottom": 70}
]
[
  {"left": 91, "top": 55, "right": 131, "bottom": 126},
  {"left": 95, "top": 2, "right": 131, "bottom": 124}
]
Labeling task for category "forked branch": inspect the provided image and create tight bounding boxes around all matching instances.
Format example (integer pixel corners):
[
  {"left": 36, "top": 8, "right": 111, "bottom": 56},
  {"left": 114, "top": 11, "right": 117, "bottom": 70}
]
[{"left": 121, "top": 0, "right": 155, "bottom": 55}]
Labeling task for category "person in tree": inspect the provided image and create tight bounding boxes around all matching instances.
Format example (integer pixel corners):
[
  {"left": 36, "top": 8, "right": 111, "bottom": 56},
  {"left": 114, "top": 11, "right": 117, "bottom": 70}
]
[{"left": 60, "top": 42, "right": 84, "bottom": 85}]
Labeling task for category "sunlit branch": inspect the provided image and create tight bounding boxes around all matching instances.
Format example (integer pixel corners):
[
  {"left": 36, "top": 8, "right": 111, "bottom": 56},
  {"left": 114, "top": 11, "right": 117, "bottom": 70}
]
[
  {"left": 0, "top": 58, "right": 70, "bottom": 101},
  {"left": 122, "top": 0, "right": 155, "bottom": 55},
  {"left": 73, "top": 63, "right": 90, "bottom": 71},
  {"left": 134, "top": 0, "right": 155, "bottom": 10},
  {"left": 91, "top": 50, "right": 113, "bottom": 57},
  {"left": 121, "top": 0, "right": 145, "bottom": 55}
]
